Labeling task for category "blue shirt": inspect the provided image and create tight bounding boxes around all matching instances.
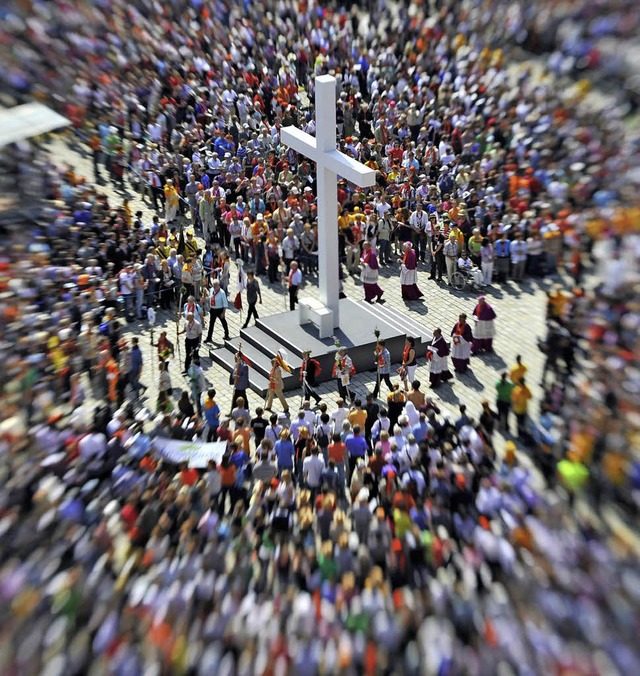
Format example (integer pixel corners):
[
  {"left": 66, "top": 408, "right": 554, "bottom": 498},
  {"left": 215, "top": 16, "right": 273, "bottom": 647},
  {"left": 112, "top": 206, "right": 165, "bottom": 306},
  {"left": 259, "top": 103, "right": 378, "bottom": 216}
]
[
  {"left": 275, "top": 439, "right": 295, "bottom": 468},
  {"left": 345, "top": 433, "right": 368, "bottom": 458},
  {"left": 495, "top": 240, "right": 511, "bottom": 257},
  {"left": 130, "top": 347, "right": 143, "bottom": 375},
  {"left": 412, "top": 421, "right": 429, "bottom": 443}
]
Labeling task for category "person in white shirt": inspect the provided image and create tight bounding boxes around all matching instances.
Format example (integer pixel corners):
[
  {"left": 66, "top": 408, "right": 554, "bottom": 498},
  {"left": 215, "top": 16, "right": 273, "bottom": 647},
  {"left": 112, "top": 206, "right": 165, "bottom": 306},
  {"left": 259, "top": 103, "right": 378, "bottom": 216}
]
[
  {"left": 301, "top": 401, "right": 317, "bottom": 429},
  {"left": 302, "top": 447, "right": 325, "bottom": 493},
  {"left": 78, "top": 431, "right": 107, "bottom": 462},
  {"left": 457, "top": 251, "right": 484, "bottom": 288},
  {"left": 182, "top": 312, "right": 202, "bottom": 373},
  {"left": 510, "top": 231, "right": 528, "bottom": 280},
  {"left": 118, "top": 264, "right": 135, "bottom": 320},
  {"left": 287, "top": 260, "right": 302, "bottom": 311},
  {"left": 330, "top": 399, "right": 349, "bottom": 433},
  {"left": 409, "top": 203, "right": 429, "bottom": 262}
]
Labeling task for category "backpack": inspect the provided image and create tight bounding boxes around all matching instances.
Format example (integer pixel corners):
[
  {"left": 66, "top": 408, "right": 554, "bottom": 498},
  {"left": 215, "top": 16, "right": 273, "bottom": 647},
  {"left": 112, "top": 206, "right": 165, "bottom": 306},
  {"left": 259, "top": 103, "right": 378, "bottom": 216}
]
[{"left": 316, "top": 425, "right": 329, "bottom": 448}]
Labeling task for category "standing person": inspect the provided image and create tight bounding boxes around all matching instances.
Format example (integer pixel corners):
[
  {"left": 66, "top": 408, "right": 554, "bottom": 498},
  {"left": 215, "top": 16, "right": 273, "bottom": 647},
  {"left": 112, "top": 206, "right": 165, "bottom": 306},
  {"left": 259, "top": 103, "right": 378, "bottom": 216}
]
[
  {"left": 333, "top": 347, "right": 355, "bottom": 403},
  {"left": 372, "top": 339, "right": 393, "bottom": 399},
  {"left": 265, "top": 357, "right": 290, "bottom": 414},
  {"left": 241, "top": 270, "right": 262, "bottom": 329},
  {"left": 287, "top": 260, "right": 302, "bottom": 311},
  {"left": 512, "top": 378, "right": 533, "bottom": 439},
  {"left": 118, "top": 263, "right": 135, "bottom": 322},
  {"left": 472, "top": 296, "right": 497, "bottom": 354},
  {"left": 187, "top": 356, "right": 207, "bottom": 417},
  {"left": 401, "top": 337, "right": 417, "bottom": 392},
  {"left": 400, "top": 242, "right": 424, "bottom": 300},
  {"left": 450, "top": 313, "right": 474, "bottom": 373},
  {"left": 429, "top": 227, "right": 445, "bottom": 282},
  {"left": 494, "top": 233, "right": 511, "bottom": 283},
  {"left": 182, "top": 311, "right": 202, "bottom": 374},
  {"left": 300, "top": 349, "right": 322, "bottom": 405},
  {"left": 495, "top": 373, "right": 515, "bottom": 434},
  {"left": 230, "top": 351, "right": 250, "bottom": 414},
  {"left": 480, "top": 237, "right": 495, "bottom": 286},
  {"left": 164, "top": 179, "right": 179, "bottom": 223},
  {"left": 204, "top": 279, "right": 230, "bottom": 343},
  {"left": 426, "top": 328, "right": 453, "bottom": 389},
  {"left": 360, "top": 242, "right": 385, "bottom": 304},
  {"left": 199, "top": 190, "right": 216, "bottom": 242},
  {"left": 443, "top": 232, "right": 459, "bottom": 285},
  {"left": 510, "top": 232, "right": 528, "bottom": 281},
  {"left": 377, "top": 214, "right": 392, "bottom": 265},
  {"left": 128, "top": 337, "right": 146, "bottom": 400}
]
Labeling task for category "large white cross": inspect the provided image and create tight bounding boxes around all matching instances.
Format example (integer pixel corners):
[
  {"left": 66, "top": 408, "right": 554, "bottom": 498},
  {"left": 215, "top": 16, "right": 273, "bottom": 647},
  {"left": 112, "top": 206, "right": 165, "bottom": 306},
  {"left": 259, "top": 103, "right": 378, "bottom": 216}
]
[{"left": 280, "top": 74, "right": 377, "bottom": 328}]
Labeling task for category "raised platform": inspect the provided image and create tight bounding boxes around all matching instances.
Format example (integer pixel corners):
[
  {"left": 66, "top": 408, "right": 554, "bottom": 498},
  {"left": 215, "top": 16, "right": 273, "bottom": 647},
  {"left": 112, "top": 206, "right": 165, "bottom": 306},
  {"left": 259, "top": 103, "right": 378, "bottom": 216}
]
[{"left": 208, "top": 298, "right": 431, "bottom": 397}]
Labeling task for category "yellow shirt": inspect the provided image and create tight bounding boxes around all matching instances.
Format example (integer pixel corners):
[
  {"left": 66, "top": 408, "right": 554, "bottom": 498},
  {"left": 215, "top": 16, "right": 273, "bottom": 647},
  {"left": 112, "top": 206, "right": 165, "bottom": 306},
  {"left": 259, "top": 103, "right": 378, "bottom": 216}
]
[
  {"left": 348, "top": 409, "right": 367, "bottom": 430},
  {"left": 511, "top": 384, "right": 532, "bottom": 414},
  {"left": 509, "top": 363, "right": 527, "bottom": 385}
]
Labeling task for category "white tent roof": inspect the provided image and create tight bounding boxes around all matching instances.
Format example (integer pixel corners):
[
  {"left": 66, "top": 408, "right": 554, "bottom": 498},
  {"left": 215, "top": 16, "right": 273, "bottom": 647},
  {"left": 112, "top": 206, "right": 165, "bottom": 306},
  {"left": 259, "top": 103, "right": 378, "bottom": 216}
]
[{"left": 0, "top": 102, "right": 70, "bottom": 147}]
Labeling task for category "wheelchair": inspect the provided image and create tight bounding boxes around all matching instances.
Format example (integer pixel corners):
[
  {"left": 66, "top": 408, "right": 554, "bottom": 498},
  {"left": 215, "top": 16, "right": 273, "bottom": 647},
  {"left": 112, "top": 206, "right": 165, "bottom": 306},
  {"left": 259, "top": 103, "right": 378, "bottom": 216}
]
[{"left": 450, "top": 266, "right": 482, "bottom": 291}]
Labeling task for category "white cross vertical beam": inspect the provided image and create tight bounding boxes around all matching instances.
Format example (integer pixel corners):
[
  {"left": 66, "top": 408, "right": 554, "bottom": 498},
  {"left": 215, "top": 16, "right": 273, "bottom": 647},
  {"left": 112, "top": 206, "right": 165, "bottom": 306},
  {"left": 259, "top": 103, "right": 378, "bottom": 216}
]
[{"left": 280, "top": 74, "right": 377, "bottom": 329}]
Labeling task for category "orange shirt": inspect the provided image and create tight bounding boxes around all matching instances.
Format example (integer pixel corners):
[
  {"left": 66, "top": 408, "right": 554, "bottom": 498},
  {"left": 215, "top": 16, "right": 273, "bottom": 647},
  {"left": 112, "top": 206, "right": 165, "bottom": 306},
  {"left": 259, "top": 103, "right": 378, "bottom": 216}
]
[
  {"left": 328, "top": 441, "right": 347, "bottom": 464},
  {"left": 220, "top": 465, "right": 236, "bottom": 487}
]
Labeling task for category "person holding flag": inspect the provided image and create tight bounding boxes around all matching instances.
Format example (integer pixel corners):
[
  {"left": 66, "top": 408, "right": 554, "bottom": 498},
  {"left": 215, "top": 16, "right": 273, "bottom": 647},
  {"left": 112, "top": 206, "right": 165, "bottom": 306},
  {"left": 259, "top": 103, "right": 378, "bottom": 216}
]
[
  {"left": 265, "top": 356, "right": 290, "bottom": 414},
  {"left": 231, "top": 349, "right": 251, "bottom": 414},
  {"left": 333, "top": 346, "right": 356, "bottom": 403},
  {"left": 300, "top": 349, "right": 322, "bottom": 405},
  {"left": 372, "top": 339, "right": 393, "bottom": 399}
]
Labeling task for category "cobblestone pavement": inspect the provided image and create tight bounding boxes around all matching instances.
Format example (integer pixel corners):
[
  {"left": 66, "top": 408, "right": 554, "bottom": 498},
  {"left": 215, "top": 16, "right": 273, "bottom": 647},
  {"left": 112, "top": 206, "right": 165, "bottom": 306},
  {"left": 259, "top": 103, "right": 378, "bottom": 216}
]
[{"left": 48, "top": 136, "right": 577, "bottom": 462}]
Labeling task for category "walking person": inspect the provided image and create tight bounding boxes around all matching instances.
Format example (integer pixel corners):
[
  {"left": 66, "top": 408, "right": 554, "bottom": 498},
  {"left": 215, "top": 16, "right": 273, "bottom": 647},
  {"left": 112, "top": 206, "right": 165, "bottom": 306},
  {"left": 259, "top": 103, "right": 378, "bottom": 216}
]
[
  {"left": 230, "top": 350, "right": 250, "bottom": 414},
  {"left": 426, "top": 328, "right": 453, "bottom": 389},
  {"left": 360, "top": 241, "right": 385, "bottom": 304},
  {"left": 300, "top": 349, "right": 322, "bottom": 405},
  {"left": 181, "top": 312, "right": 202, "bottom": 375},
  {"left": 204, "top": 279, "right": 230, "bottom": 343},
  {"left": 401, "top": 337, "right": 417, "bottom": 392},
  {"left": 450, "top": 313, "right": 474, "bottom": 373},
  {"left": 372, "top": 339, "right": 393, "bottom": 399},
  {"left": 241, "top": 270, "right": 262, "bottom": 328},
  {"left": 495, "top": 372, "right": 515, "bottom": 434},
  {"left": 128, "top": 337, "right": 146, "bottom": 400},
  {"left": 187, "top": 356, "right": 207, "bottom": 417},
  {"left": 265, "top": 357, "right": 290, "bottom": 414},
  {"left": 472, "top": 296, "right": 497, "bottom": 354},
  {"left": 333, "top": 347, "right": 356, "bottom": 403},
  {"left": 512, "top": 378, "right": 533, "bottom": 438}
]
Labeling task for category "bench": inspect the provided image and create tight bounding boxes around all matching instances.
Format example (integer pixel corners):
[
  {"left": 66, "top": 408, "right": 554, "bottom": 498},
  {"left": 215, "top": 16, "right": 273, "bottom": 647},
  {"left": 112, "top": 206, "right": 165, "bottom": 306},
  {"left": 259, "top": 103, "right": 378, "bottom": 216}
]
[{"left": 298, "top": 298, "right": 334, "bottom": 338}]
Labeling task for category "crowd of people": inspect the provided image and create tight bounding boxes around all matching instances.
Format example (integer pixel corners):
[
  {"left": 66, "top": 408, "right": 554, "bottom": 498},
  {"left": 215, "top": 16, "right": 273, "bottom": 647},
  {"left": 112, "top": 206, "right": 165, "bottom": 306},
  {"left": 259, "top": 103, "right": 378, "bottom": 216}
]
[{"left": 1, "top": 0, "right": 639, "bottom": 673}]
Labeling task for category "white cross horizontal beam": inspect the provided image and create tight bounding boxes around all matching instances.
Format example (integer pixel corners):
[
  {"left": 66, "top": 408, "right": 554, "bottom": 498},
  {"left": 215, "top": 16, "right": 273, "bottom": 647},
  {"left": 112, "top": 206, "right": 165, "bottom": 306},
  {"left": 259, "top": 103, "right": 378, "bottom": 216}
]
[{"left": 280, "top": 126, "right": 377, "bottom": 188}]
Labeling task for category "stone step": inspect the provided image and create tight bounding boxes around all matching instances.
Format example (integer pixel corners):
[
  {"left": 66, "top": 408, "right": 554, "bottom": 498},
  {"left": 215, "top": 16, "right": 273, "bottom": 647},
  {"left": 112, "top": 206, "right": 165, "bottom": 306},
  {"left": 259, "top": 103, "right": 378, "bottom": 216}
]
[
  {"left": 208, "top": 345, "right": 271, "bottom": 397},
  {"left": 239, "top": 325, "right": 304, "bottom": 372},
  {"left": 223, "top": 337, "right": 300, "bottom": 388},
  {"left": 355, "top": 300, "right": 432, "bottom": 351}
]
